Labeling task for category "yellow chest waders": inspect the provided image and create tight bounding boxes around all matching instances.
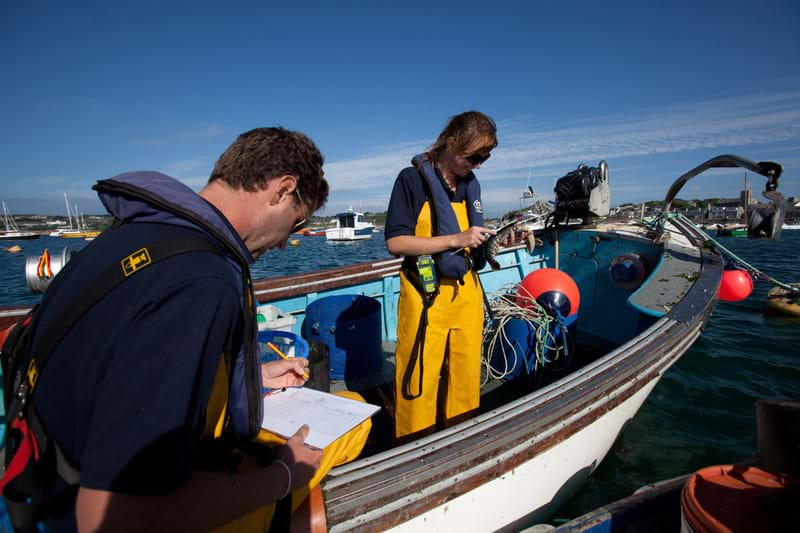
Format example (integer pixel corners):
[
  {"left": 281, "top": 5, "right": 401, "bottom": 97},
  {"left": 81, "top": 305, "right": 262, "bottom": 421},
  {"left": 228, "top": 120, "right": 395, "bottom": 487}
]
[{"left": 394, "top": 201, "right": 484, "bottom": 440}]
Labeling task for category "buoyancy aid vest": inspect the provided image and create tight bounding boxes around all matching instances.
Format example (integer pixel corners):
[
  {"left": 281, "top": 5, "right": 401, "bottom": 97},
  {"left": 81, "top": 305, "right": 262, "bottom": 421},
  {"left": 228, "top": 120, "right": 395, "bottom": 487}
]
[
  {"left": 92, "top": 178, "right": 264, "bottom": 439},
  {"left": 411, "top": 153, "right": 487, "bottom": 280}
]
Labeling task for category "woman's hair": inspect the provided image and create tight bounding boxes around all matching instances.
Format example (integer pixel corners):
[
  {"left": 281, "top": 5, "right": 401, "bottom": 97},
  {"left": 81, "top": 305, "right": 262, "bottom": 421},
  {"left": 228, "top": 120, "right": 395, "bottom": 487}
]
[
  {"left": 428, "top": 110, "right": 498, "bottom": 155},
  {"left": 209, "top": 127, "right": 329, "bottom": 211}
]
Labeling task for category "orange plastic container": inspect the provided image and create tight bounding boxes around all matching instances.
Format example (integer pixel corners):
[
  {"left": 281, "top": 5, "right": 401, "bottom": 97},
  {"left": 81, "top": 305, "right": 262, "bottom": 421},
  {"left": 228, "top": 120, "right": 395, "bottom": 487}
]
[{"left": 680, "top": 464, "right": 797, "bottom": 532}]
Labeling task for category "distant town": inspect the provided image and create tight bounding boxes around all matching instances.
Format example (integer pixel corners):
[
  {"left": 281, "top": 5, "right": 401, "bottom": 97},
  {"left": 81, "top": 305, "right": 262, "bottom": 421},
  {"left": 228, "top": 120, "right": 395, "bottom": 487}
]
[{"left": 6, "top": 192, "right": 800, "bottom": 233}]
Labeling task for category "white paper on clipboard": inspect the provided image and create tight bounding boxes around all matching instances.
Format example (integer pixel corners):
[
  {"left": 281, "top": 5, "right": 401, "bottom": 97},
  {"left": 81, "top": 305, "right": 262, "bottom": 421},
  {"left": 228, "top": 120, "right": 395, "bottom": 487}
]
[{"left": 261, "top": 387, "right": 380, "bottom": 449}]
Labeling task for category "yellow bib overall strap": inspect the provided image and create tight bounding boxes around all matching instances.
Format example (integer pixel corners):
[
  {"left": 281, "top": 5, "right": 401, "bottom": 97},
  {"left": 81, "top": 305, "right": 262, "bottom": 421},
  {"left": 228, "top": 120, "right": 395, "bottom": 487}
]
[{"left": 400, "top": 262, "right": 437, "bottom": 400}]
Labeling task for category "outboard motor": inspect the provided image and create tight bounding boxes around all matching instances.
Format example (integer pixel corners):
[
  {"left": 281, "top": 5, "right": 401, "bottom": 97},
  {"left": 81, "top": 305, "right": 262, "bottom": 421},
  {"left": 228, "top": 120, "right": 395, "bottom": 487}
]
[{"left": 553, "top": 160, "right": 610, "bottom": 223}]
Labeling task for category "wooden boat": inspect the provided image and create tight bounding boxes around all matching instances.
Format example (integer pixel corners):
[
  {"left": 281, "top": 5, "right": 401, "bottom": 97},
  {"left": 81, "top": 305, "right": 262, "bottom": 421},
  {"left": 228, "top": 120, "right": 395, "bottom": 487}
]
[
  {"left": 0, "top": 155, "right": 786, "bottom": 530},
  {"left": 325, "top": 207, "right": 375, "bottom": 241}
]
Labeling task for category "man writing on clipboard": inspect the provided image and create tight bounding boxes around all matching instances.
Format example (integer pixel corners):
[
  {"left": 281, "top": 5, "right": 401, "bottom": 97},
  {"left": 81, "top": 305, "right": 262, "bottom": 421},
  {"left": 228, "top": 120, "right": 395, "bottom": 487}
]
[{"left": 0, "top": 127, "right": 371, "bottom": 532}]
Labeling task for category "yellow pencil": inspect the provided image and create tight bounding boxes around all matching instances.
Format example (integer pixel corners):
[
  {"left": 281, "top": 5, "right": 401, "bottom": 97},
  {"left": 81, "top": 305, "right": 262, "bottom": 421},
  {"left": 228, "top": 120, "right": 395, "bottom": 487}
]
[{"left": 267, "top": 341, "right": 309, "bottom": 380}]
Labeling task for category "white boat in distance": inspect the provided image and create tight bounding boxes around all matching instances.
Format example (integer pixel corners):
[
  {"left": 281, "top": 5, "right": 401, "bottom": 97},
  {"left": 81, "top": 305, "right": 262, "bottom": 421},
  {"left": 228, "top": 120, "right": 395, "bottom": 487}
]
[
  {"left": 1, "top": 201, "right": 39, "bottom": 241},
  {"left": 48, "top": 193, "right": 83, "bottom": 237},
  {"left": 325, "top": 207, "right": 375, "bottom": 241}
]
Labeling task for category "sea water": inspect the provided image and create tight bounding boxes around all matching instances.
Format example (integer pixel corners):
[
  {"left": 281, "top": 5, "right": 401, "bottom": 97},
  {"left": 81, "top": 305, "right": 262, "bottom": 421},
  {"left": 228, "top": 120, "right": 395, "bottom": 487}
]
[{"left": 2, "top": 231, "right": 799, "bottom": 521}]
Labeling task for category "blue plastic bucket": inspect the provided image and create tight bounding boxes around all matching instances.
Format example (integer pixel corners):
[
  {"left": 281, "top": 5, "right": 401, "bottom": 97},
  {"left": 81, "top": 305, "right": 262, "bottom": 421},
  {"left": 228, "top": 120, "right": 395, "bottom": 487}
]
[
  {"left": 304, "top": 295, "right": 382, "bottom": 380},
  {"left": 257, "top": 330, "right": 309, "bottom": 361}
]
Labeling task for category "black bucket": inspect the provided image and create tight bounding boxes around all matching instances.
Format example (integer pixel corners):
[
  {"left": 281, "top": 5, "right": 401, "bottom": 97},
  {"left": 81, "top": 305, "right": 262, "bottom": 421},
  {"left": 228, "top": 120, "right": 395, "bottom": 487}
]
[{"left": 306, "top": 340, "right": 330, "bottom": 392}]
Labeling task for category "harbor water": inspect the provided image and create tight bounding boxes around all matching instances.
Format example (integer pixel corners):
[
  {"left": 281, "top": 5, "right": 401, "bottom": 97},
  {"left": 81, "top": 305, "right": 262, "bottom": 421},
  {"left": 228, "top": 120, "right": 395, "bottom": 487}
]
[{"left": 1, "top": 230, "right": 799, "bottom": 521}]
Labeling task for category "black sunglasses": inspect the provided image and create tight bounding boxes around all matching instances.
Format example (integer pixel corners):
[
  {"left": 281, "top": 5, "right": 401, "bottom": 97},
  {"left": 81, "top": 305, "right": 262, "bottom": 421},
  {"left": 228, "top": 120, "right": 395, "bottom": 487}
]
[
  {"left": 466, "top": 152, "right": 491, "bottom": 165},
  {"left": 291, "top": 189, "right": 309, "bottom": 233}
]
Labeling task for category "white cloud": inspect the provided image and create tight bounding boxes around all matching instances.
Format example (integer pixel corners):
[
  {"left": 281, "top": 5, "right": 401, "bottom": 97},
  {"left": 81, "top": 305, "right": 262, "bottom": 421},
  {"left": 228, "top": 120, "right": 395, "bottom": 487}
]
[{"left": 318, "top": 90, "right": 800, "bottom": 215}]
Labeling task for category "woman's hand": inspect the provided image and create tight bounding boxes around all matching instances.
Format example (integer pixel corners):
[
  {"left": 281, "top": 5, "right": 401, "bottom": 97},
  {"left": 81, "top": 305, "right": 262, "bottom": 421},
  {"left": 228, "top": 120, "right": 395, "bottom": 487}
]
[
  {"left": 457, "top": 226, "right": 495, "bottom": 249},
  {"left": 261, "top": 358, "right": 309, "bottom": 389}
]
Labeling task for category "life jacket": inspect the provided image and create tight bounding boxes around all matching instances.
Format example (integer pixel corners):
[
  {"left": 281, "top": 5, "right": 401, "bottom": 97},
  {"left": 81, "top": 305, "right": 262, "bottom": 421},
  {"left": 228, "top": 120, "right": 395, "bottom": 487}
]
[
  {"left": 411, "top": 153, "right": 486, "bottom": 281},
  {"left": 0, "top": 174, "right": 263, "bottom": 530},
  {"left": 95, "top": 174, "right": 263, "bottom": 438}
]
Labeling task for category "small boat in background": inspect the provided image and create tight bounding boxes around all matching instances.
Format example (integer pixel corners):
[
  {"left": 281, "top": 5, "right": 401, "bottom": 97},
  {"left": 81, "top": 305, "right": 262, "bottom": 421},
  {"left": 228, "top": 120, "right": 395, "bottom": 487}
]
[
  {"left": 294, "top": 227, "right": 327, "bottom": 237},
  {"left": 715, "top": 223, "right": 747, "bottom": 237},
  {"left": 1, "top": 202, "right": 39, "bottom": 241},
  {"left": 51, "top": 193, "right": 97, "bottom": 238},
  {"left": 325, "top": 207, "right": 374, "bottom": 241},
  {"left": 518, "top": 180, "right": 552, "bottom": 233}
]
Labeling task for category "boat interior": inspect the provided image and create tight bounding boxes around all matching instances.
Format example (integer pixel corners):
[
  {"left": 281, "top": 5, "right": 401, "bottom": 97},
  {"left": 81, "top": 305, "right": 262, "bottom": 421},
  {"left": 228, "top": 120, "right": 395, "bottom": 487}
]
[{"left": 258, "top": 220, "right": 706, "bottom": 457}]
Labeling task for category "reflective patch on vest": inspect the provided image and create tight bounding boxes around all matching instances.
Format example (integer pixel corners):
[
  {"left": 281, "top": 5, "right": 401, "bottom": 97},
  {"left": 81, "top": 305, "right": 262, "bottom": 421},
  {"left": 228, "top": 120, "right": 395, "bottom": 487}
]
[
  {"left": 121, "top": 248, "right": 151, "bottom": 277},
  {"left": 27, "top": 359, "right": 39, "bottom": 390},
  {"left": 473, "top": 199, "right": 483, "bottom": 213}
]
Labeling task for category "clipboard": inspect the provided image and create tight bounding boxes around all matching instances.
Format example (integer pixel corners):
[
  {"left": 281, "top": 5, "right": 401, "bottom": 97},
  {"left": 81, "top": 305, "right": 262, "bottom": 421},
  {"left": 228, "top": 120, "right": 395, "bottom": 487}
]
[{"left": 261, "top": 387, "right": 380, "bottom": 449}]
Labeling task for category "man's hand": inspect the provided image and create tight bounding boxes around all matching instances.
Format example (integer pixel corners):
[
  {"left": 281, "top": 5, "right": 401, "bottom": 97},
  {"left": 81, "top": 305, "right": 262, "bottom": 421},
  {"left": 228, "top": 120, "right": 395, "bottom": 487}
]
[
  {"left": 261, "top": 358, "right": 309, "bottom": 389},
  {"left": 275, "top": 425, "right": 323, "bottom": 491}
]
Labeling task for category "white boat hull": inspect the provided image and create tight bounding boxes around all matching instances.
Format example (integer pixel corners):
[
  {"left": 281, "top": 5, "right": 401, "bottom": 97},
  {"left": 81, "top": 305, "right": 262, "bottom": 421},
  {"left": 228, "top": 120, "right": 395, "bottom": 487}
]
[
  {"left": 325, "top": 227, "right": 374, "bottom": 241},
  {"left": 391, "top": 379, "right": 662, "bottom": 532}
]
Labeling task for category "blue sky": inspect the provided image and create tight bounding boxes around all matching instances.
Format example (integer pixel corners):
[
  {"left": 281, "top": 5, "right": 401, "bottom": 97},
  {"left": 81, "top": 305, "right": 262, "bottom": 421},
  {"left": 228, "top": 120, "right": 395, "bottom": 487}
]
[{"left": 2, "top": 0, "right": 799, "bottom": 217}]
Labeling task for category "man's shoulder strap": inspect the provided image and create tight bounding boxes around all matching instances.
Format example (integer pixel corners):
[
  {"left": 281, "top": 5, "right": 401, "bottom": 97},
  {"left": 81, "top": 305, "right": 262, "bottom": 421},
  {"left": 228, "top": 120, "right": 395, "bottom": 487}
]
[{"left": 26, "top": 226, "right": 226, "bottom": 387}]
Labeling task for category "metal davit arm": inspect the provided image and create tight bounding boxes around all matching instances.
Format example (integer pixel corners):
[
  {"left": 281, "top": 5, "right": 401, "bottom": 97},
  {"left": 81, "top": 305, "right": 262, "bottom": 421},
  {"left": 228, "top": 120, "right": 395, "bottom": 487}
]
[{"left": 661, "top": 154, "right": 782, "bottom": 212}]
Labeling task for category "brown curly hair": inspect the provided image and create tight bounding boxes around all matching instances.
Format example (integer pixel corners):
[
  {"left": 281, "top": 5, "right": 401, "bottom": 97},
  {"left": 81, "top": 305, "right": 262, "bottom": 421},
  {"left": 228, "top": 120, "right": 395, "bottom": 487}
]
[{"left": 209, "top": 127, "right": 329, "bottom": 211}]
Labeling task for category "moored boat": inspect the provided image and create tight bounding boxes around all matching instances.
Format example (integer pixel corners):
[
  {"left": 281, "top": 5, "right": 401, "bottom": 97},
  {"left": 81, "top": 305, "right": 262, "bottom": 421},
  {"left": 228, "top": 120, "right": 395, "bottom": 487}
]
[
  {"left": 1, "top": 202, "right": 39, "bottom": 241},
  {"left": 0, "top": 155, "right": 788, "bottom": 530},
  {"left": 325, "top": 207, "right": 374, "bottom": 241},
  {"left": 715, "top": 223, "right": 747, "bottom": 237}
]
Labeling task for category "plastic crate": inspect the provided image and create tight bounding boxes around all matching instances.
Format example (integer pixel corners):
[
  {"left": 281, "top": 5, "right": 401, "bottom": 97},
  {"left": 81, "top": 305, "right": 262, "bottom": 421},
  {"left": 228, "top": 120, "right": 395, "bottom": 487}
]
[{"left": 257, "top": 330, "right": 309, "bottom": 361}]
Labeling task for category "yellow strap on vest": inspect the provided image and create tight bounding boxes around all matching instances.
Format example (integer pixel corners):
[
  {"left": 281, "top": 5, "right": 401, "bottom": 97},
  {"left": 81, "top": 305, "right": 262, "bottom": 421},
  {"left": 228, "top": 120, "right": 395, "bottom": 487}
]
[{"left": 201, "top": 354, "right": 230, "bottom": 439}]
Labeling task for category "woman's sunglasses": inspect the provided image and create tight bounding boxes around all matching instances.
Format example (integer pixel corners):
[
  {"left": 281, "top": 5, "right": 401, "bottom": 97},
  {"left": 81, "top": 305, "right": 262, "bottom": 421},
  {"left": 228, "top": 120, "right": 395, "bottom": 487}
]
[{"left": 466, "top": 152, "right": 491, "bottom": 165}]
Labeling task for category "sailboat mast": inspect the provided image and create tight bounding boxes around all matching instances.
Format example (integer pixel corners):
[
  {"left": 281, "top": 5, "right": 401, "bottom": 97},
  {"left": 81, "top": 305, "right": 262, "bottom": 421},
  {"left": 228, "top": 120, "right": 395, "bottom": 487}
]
[{"left": 64, "top": 193, "right": 73, "bottom": 230}]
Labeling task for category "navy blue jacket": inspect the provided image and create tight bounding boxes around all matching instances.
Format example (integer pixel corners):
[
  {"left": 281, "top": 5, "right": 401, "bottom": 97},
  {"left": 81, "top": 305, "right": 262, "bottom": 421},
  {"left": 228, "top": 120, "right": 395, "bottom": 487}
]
[{"left": 27, "top": 172, "right": 260, "bottom": 528}]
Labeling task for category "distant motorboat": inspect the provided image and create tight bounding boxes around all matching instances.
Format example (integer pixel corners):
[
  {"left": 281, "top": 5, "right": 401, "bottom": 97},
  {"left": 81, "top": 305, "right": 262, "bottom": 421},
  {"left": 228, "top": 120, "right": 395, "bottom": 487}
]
[
  {"left": 781, "top": 222, "right": 800, "bottom": 230},
  {"left": 325, "top": 208, "right": 374, "bottom": 241},
  {"left": 1, "top": 201, "right": 39, "bottom": 241}
]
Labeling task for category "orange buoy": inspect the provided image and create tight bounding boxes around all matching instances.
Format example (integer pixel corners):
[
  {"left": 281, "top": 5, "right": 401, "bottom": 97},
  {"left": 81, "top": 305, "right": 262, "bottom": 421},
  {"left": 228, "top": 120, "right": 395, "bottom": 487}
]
[
  {"left": 517, "top": 268, "right": 580, "bottom": 317},
  {"left": 719, "top": 269, "right": 753, "bottom": 302}
]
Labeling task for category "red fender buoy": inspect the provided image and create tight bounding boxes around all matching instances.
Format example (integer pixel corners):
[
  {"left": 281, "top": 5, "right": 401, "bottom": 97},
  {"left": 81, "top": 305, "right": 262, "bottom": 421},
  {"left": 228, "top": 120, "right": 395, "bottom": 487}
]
[
  {"left": 719, "top": 269, "right": 753, "bottom": 302},
  {"left": 517, "top": 268, "right": 580, "bottom": 317}
]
